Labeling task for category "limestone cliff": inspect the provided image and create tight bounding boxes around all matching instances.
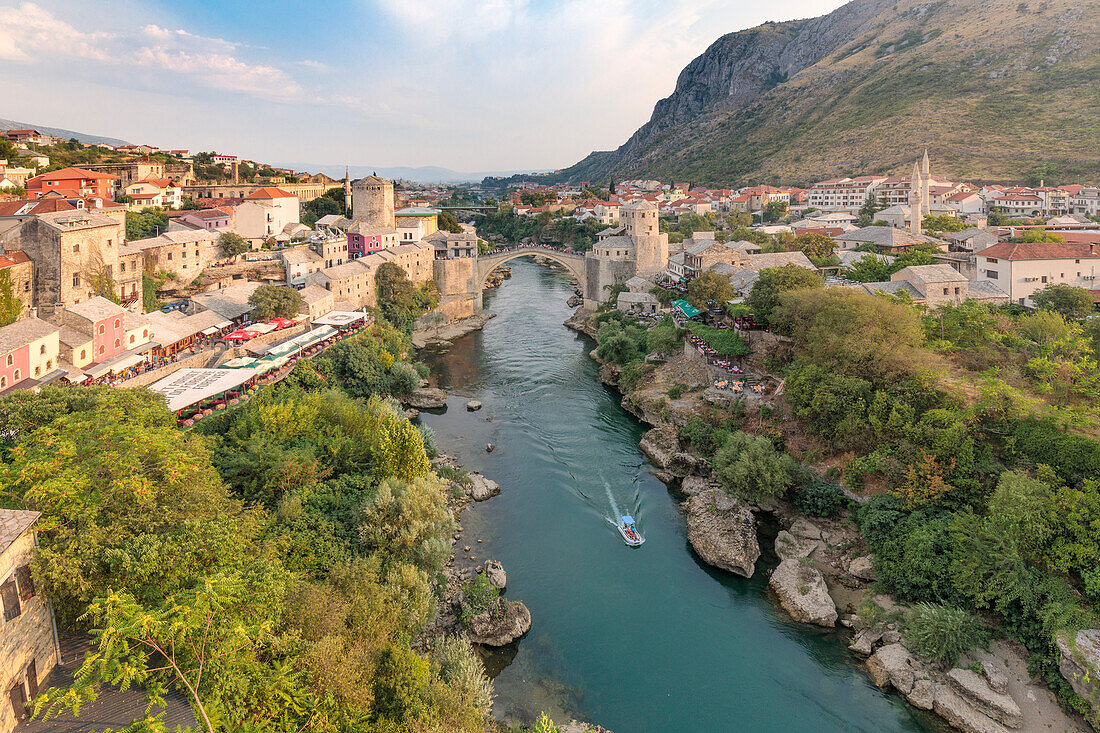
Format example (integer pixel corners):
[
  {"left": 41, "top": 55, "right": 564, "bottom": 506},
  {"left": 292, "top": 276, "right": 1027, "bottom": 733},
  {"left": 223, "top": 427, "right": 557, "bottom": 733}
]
[{"left": 561, "top": 0, "right": 1100, "bottom": 185}]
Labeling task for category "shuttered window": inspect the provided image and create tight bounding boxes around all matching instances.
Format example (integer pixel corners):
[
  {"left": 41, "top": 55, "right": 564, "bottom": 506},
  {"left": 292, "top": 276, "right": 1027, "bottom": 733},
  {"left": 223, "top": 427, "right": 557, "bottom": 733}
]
[
  {"left": 1, "top": 579, "right": 20, "bottom": 621},
  {"left": 15, "top": 566, "right": 34, "bottom": 601}
]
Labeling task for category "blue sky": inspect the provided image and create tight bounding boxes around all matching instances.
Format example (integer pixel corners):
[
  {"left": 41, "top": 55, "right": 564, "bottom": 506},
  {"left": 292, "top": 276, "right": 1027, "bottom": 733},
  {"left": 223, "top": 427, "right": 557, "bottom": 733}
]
[{"left": 0, "top": 0, "right": 846, "bottom": 172}]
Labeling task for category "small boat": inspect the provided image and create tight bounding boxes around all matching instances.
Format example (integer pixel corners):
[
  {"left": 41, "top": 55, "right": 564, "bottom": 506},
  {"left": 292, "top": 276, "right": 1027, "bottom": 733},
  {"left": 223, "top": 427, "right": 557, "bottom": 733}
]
[{"left": 617, "top": 515, "right": 645, "bottom": 546}]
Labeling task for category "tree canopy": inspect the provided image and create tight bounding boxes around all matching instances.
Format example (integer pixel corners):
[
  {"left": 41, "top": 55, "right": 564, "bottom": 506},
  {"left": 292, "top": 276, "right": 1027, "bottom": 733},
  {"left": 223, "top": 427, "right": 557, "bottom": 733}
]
[
  {"left": 745, "top": 264, "right": 824, "bottom": 326},
  {"left": 1032, "top": 284, "right": 1095, "bottom": 321},
  {"left": 248, "top": 284, "right": 304, "bottom": 320}
]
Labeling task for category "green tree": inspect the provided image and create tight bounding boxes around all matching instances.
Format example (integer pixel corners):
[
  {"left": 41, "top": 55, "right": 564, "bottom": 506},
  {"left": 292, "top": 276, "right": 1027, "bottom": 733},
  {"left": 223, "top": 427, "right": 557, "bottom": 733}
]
[
  {"left": 437, "top": 211, "right": 463, "bottom": 233},
  {"left": 725, "top": 211, "right": 752, "bottom": 228},
  {"left": 1031, "top": 284, "right": 1095, "bottom": 321},
  {"left": 858, "top": 193, "right": 884, "bottom": 227},
  {"left": 646, "top": 321, "right": 679, "bottom": 356},
  {"left": 687, "top": 270, "right": 734, "bottom": 310},
  {"left": 359, "top": 475, "right": 456, "bottom": 573},
  {"left": 796, "top": 232, "right": 835, "bottom": 259},
  {"left": 0, "top": 268, "right": 23, "bottom": 326},
  {"left": 218, "top": 231, "right": 250, "bottom": 257},
  {"left": 921, "top": 214, "right": 966, "bottom": 234},
  {"left": 125, "top": 209, "right": 169, "bottom": 239},
  {"left": 1018, "top": 228, "right": 1065, "bottom": 243},
  {"left": 248, "top": 285, "right": 304, "bottom": 320},
  {"left": 762, "top": 200, "right": 789, "bottom": 223},
  {"left": 714, "top": 431, "right": 797, "bottom": 501},
  {"left": 745, "top": 264, "right": 824, "bottom": 326}
]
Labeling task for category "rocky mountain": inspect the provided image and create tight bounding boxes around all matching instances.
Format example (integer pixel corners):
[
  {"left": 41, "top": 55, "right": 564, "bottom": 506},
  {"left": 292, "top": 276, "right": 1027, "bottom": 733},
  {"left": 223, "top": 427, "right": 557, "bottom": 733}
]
[{"left": 563, "top": 0, "right": 1100, "bottom": 186}]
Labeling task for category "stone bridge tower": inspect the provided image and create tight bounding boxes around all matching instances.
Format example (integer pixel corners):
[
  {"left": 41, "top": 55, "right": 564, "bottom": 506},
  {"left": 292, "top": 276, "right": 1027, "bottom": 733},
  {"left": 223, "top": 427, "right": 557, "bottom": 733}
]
[
  {"left": 351, "top": 173, "right": 395, "bottom": 228},
  {"left": 621, "top": 201, "right": 668, "bottom": 277}
]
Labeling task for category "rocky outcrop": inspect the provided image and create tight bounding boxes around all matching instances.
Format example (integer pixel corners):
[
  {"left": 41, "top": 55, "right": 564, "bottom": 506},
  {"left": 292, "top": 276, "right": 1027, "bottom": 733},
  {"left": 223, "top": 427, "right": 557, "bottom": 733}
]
[
  {"left": 768, "top": 559, "right": 837, "bottom": 627},
  {"left": 1057, "top": 629, "right": 1100, "bottom": 716},
  {"left": 639, "top": 426, "right": 680, "bottom": 470},
  {"left": 466, "top": 599, "right": 531, "bottom": 646},
  {"left": 946, "top": 668, "right": 1022, "bottom": 728},
  {"left": 683, "top": 489, "right": 760, "bottom": 578},
  {"left": 847, "top": 555, "right": 876, "bottom": 582},
  {"left": 401, "top": 387, "right": 448, "bottom": 409},
  {"left": 679, "top": 475, "right": 712, "bottom": 496},
  {"left": 466, "top": 400, "right": 482, "bottom": 411},
  {"left": 467, "top": 473, "right": 500, "bottom": 501},
  {"left": 933, "top": 686, "right": 1012, "bottom": 733},
  {"left": 484, "top": 560, "right": 506, "bottom": 589},
  {"left": 774, "top": 530, "right": 819, "bottom": 562}
]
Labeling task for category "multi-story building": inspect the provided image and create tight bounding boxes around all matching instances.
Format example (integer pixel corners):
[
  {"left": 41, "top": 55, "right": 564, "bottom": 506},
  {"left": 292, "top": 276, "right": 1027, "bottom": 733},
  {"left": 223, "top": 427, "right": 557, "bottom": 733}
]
[
  {"left": 427, "top": 229, "right": 478, "bottom": 259},
  {"left": 119, "top": 230, "right": 220, "bottom": 286},
  {"left": 0, "top": 318, "right": 60, "bottom": 392},
  {"left": 25, "top": 167, "right": 118, "bottom": 200},
  {"left": 374, "top": 241, "right": 435, "bottom": 284},
  {"left": 395, "top": 207, "right": 440, "bottom": 242},
  {"left": 234, "top": 187, "right": 300, "bottom": 240},
  {"left": 807, "top": 177, "right": 885, "bottom": 211},
  {"left": 281, "top": 246, "right": 324, "bottom": 287},
  {"left": 347, "top": 223, "right": 398, "bottom": 257},
  {"left": 976, "top": 242, "right": 1100, "bottom": 307},
  {"left": 3, "top": 210, "right": 123, "bottom": 317},
  {"left": 0, "top": 508, "right": 59, "bottom": 732},
  {"left": 123, "top": 178, "right": 182, "bottom": 210},
  {"left": 1070, "top": 187, "right": 1100, "bottom": 217},
  {"left": 82, "top": 160, "right": 166, "bottom": 191},
  {"left": 172, "top": 207, "right": 234, "bottom": 232}
]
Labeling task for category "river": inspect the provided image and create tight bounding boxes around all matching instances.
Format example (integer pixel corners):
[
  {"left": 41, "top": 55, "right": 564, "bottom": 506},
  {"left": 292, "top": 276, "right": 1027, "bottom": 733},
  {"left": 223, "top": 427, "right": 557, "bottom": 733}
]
[{"left": 419, "top": 258, "right": 941, "bottom": 733}]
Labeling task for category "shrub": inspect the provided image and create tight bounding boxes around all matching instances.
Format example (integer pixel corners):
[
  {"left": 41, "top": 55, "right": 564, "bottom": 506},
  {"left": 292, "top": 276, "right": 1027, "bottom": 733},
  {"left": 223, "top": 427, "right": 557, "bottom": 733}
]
[
  {"left": 792, "top": 481, "right": 847, "bottom": 518},
  {"left": 459, "top": 574, "right": 500, "bottom": 625},
  {"left": 714, "top": 431, "right": 797, "bottom": 501},
  {"left": 903, "top": 602, "right": 986, "bottom": 666},
  {"left": 679, "top": 417, "right": 730, "bottom": 458},
  {"left": 418, "top": 425, "right": 439, "bottom": 459},
  {"left": 667, "top": 384, "right": 684, "bottom": 400}
]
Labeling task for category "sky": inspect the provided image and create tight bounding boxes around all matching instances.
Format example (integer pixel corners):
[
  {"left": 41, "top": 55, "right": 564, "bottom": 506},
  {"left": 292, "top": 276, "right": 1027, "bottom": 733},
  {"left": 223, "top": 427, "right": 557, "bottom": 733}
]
[{"left": 0, "top": 0, "right": 847, "bottom": 173}]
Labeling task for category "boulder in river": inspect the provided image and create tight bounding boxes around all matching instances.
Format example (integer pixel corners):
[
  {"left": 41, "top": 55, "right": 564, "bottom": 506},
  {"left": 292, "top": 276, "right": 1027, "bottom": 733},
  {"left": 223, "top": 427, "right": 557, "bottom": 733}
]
[
  {"left": 467, "top": 473, "right": 500, "bottom": 501},
  {"left": 946, "top": 668, "right": 1022, "bottom": 728},
  {"left": 768, "top": 559, "right": 838, "bottom": 627},
  {"left": 683, "top": 489, "right": 760, "bottom": 578},
  {"left": 466, "top": 598, "right": 531, "bottom": 646},
  {"left": 402, "top": 387, "right": 448, "bottom": 409},
  {"left": 484, "top": 560, "right": 506, "bottom": 589},
  {"left": 639, "top": 426, "right": 680, "bottom": 470},
  {"left": 466, "top": 400, "right": 483, "bottom": 411}
]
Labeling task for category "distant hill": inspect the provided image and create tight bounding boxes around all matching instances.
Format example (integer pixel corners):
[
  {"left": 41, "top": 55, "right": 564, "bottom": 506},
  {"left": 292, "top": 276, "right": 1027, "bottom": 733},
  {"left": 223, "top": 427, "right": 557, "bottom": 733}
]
[
  {"left": 281, "top": 163, "right": 555, "bottom": 185},
  {"left": 560, "top": 0, "right": 1100, "bottom": 187},
  {"left": 0, "top": 117, "right": 130, "bottom": 148}
]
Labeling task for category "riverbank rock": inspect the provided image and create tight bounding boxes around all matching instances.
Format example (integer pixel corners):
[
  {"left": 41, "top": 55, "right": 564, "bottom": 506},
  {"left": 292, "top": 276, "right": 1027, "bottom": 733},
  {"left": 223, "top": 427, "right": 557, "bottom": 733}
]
[
  {"left": 466, "top": 599, "right": 531, "bottom": 646},
  {"left": 683, "top": 489, "right": 760, "bottom": 578},
  {"left": 402, "top": 387, "right": 448, "bottom": 409},
  {"left": 848, "top": 555, "right": 876, "bottom": 582},
  {"left": 774, "top": 530, "right": 820, "bottom": 562},
  {"left": 788, "top": 517, "right": 823, "bottom": 541},
  {"left": 946, "top": 668, "right": 1022, "bottom": 728},
  {"left": 670, "top": 452, "right": 710, "bottom": 477},
  {"left": 1058, "top": 629, "right": 1100, "bottom": 714},
  {"left": 467, "top": 473, "right": 500, "bottom": 501},
  {"left": 466, "top": 400, "right": 482, "bottom": 411},
  {"left": 849, "top": 626, "right": 886, "bottom": 657},
  {"left": 639, "top": 426, "right": 680, "bottom": 470},
  {"left": 769, "top": 559, "right": 838, "bottom": 627},
  {"left": 484, "top": 561, "right": 506, "bottom": 589},
  {"left": 679, "top": 475, "right": 711, "bottom": 496},
  {"left": 405, "top": 408, "right": 420, "bottom": 420},
  {"left": 566, "top": 294, "right": 583, "bottom": 308},
  {"left": 933, "top": 685, "right": 1012, "bottom": 733},
  {"left": 867, "top": 643, "right": 921, "bottom": 694}
]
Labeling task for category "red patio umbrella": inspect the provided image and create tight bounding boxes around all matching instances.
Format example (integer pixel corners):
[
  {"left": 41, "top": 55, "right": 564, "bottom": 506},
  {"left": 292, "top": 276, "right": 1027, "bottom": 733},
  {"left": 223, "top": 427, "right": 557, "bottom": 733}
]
[
  {"left": 267, "top": 317, "right": 296, "bottom": 329},
  {"left": 224, "top": 329, "right": 260, "bottom": 341}
]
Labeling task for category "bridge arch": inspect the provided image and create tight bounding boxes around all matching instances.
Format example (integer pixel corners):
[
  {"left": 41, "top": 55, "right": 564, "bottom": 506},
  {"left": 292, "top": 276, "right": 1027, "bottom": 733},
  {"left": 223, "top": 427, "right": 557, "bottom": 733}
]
[{"left": 475, "top": 248, "right": 587, "bottom": 292}]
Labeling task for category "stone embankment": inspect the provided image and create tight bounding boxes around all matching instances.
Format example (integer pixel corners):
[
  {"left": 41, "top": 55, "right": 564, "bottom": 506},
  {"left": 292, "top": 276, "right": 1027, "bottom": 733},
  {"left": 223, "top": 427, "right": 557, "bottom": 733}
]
[
  {"left": 565, "top": 306, "right": 1091, "bottom": 733},
  {"left": 411, "top": 312, "right": 496, "bottom": 349}
]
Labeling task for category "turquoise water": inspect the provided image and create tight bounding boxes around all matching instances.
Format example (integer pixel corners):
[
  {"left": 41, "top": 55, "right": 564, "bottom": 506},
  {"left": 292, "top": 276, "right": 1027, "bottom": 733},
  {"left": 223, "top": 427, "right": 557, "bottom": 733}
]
[{"left": 419, "top": 259, "right": 940, "bottom": 732}]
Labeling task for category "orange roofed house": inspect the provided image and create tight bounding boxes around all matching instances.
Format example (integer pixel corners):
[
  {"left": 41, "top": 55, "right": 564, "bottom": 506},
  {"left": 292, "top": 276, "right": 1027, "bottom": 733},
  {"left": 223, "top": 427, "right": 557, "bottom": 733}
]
[
  {"left": 234, "top": 187, "right": 300, "bottom": 240},
  {"left": 25, "top": 168, "right": 117, "bottom": 200}
]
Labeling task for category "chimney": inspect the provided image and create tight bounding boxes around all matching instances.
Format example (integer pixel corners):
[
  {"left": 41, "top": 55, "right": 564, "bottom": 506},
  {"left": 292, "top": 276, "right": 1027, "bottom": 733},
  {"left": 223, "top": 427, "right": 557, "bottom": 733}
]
[{"left": 231, "top": 161, "right": 239, "bottom": 184}]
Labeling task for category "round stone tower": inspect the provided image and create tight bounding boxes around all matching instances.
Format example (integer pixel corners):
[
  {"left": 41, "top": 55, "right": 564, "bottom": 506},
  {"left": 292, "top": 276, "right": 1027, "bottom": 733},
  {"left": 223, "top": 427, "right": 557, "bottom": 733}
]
[{"left": 351, "top": 173, "right": 395, "bottom": 228}]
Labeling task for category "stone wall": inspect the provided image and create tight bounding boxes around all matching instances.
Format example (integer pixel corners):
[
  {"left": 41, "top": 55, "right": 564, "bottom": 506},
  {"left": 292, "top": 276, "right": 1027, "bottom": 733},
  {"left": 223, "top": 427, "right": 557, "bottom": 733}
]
[{"left": 0, "top": 532, "right": 58, "bottom": 733}]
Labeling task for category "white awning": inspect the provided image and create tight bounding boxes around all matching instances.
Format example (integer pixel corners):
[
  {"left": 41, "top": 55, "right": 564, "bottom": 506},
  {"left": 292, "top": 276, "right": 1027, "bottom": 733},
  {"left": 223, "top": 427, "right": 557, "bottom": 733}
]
[
  {"left": 200, "top": 326, "right": 220, "bottom": 336},
  {"left": 250, "top": 322, "right": 277, "bottom": 334},
  {"left": 84, "top": 352, "right": 146, "bottom": 378},
  {"left": 312, "top": 311, "right": 368, "bottom": 326},
  {"left": 148, "top": 367, "right": 263, "bottom": 412}
]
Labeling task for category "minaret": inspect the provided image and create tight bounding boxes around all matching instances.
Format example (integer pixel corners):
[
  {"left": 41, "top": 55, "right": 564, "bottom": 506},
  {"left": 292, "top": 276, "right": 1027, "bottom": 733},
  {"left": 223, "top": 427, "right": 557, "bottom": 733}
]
[
  {"left": 908, "top": 160, "right": 923, "bottom": 234},
  {"left": 920, "top": 149, "right": 931, "bottom": 217},
  {"left": 344, "top": 166, "right": 352, "bottom": 215}
]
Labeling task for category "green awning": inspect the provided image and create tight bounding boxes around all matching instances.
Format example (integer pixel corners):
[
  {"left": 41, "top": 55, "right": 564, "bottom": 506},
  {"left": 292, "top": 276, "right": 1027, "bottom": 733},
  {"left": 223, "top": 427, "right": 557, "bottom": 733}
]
[{"left": 672, "top": 299, "right": 702, "bottom": 318}]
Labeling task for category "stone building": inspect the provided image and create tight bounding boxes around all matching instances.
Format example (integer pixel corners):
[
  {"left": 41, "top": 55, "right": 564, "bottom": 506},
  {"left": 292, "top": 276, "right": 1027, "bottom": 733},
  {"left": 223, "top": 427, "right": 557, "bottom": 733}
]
[
  {"left": 351, "top": 174, "right": 395, "bottom": 228},
  {"left": 395, "top": 208, "right": 440, "bottom": 242},
  {"left": 83, "top": 160, "right": 165, "bottom": 190},
  {"left": 0, "top": 317, "right": 60, "bottom": 392},
  {"left": 426, "top": 229, "right": 478, "bottom": 259},
  {"left": 374, "top": 241, "right": 434, "bottom": 284},
  {"left": 306, "top": 255, "right": 385, "bottom": 310},
  {"left": 119, "top": 230, "right": 220, "bottom": 288},
  {"left": 0, "top": 252, "right": 33, "bottom": 318},
  {"left": 0, "top": 509, "right": 59, "bottom": 732},
  {"left": 856, "top": 264, "right": 1008, "bottom": 307},
  {"left": 3, "top": 210, "right": 123, "bottom": 318}
]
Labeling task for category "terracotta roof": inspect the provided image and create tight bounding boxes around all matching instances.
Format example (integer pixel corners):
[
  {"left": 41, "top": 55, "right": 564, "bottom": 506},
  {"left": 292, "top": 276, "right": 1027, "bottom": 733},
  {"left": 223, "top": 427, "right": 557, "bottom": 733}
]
[
  {"left": 29, "top": 166, "right": 117, "bottom": 182},
  {"left": 0, "top": 250, "right": 31, "bottom": 267},
  {"left": 978, "top": 242, "right": 1100, "bottom": 260},
  {"left": 243, "top": 186, "right": 295, "bottom": 200},
  {"left": 0, "top": 198, "right": 77, "bottom": 216}
]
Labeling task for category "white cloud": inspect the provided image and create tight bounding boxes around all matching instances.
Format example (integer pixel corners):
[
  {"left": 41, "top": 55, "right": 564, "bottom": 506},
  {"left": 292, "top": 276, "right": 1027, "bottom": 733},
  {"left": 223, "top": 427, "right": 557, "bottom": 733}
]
[
  {"left": 376, "top": 0, "right": 531, "bottom": 44},
  {"left": 0, "top": 3, "right": 308, "bottom": 102}
]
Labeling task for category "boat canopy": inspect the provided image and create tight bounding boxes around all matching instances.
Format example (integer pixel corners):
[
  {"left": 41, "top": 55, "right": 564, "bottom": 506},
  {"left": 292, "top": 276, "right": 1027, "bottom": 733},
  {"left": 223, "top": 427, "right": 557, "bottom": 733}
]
[{"left": 621, "top": 515, "right": 635, "bottom": 524}]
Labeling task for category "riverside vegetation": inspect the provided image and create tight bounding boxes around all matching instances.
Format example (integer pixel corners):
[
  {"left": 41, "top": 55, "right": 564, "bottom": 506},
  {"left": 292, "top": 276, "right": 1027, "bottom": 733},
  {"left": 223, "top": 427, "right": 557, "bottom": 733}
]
[
  {"left": 0, "top": 265, "right": 500, "bottom": 732},
  {"left": 591, "top": 267, "right": 1100, "bottom": 725}
]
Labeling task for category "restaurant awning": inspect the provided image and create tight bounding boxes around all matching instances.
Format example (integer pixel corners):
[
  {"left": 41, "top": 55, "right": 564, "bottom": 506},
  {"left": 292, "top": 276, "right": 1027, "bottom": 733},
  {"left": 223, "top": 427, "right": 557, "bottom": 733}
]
[
  {"left": 224, "top": 329, "right": 260, "bottom": 341},
  {"left": 266, "top": 317, "right": 297, "bottom": 329},
  {"left": 200, "top": 326, "right": 221, "bottom": 336},
  {"left": 672, "top": 299, "right": 702, "bottom": 318},
  {"left": 311, "top": 311, "right": 367, "bottom": 327},
  {"left": 250, "top": 322, "right": 277, "bottom": 334},
  {"left": 148, "top": 367, "right": 264, "bottom": 412}
]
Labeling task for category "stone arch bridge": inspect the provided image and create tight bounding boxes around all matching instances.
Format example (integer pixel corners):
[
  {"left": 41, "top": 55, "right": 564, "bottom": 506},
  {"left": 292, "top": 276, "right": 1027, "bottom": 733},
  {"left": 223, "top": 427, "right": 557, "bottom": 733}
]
[{"left": 475, "top": 247, "right": 587, "bottom": 292}]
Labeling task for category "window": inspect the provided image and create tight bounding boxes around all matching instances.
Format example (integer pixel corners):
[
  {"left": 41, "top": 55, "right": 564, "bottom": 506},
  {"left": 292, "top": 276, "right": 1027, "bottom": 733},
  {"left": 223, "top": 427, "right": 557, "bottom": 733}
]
[
  {"left": 1041, "top": 276, "right": 1048, "bottom": 283},
  {"left": 1, "top": 578, "right": 20, "bottom": 621},
  {"left": 129, "top": 335, "right": 134, "bottom": 344},
  {"left": 120, "top": 262, "right": 126, "bottom": 273},
  {"left": 114, "top": 318, "right": 121, "bottom": 329},
  {"left": 15, "top": 566, "right": 34, "bottom": 601},
  {"left": 80, "top": 349, "right": 86, "bottom": 360},
  {"left": 107, "top": 239, "right": 112, "bottom": 247},
  {"left": 73, "top": 273, "right": 80, "bottom": 287},
  {"left": 5, "top": 354, "right": 10, "bottom": 366},
  {"left": 167, "top": 253, "right": 172, "bottom": 260},
  {"left": 98, "top": 324, "right": 105, "bottom": 335},
  {"left": 99, "top": 345, "right": 105, "bottom": 355},
  {"left": 13, "top": 370, "right": 19, "bottom": 381},
  {"left": 72, "top": 244, "right": 79, "bottom": 253},
  {"left": 46, "top": 360, "right": 51, "bottom": 370},
  {"left": 986, "top": 257, "right": 998, "bottom": 263},
  {"left": 987, "top": 270, "right": 999, "bottom": 279},
  {"left": 114, "top": 338, "right": 120, "bottom": 348}
]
